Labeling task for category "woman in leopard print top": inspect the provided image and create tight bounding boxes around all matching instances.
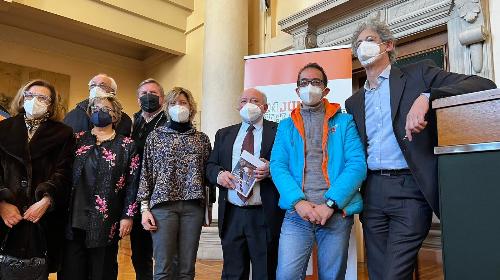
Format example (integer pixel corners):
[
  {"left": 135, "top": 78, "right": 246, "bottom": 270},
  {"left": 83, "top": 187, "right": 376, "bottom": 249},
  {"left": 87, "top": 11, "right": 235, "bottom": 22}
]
[{"left": 137, "top": 87, "right": 211, "bottom": 280}]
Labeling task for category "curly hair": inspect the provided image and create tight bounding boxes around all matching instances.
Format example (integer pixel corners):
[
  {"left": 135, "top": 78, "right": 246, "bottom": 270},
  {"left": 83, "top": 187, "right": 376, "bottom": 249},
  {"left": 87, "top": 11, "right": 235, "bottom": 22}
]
[
  {"left": 351, "top": 18, "right": 397, "bottom": 63},
  {"left": 87, "top": 95, "right": 123, "bottom": 125}
]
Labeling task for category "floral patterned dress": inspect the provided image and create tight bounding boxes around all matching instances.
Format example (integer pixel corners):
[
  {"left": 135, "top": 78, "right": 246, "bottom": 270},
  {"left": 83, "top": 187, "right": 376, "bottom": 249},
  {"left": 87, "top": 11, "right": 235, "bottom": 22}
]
[{"left": 67, "top": 131, "right": 140, "bottom": 248}]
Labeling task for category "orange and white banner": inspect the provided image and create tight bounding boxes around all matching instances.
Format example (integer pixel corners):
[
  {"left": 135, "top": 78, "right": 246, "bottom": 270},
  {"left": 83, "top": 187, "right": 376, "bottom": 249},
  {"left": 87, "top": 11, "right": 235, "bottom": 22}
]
[
  {"left": 244, "top": 46, "right": 358, "bottom": 280},
  {"left": 244, "top": 46, "right": 352, "bottom": 123}
]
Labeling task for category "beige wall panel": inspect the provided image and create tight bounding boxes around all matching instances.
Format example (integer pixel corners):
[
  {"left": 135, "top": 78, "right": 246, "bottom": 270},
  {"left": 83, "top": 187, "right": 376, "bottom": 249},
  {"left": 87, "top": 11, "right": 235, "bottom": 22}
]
[
  {"left": 12, "top": 0, "right": 186, "bottom": 54},
  {"left": 0, "top": 26, "right": 144, "bottom": 116}
]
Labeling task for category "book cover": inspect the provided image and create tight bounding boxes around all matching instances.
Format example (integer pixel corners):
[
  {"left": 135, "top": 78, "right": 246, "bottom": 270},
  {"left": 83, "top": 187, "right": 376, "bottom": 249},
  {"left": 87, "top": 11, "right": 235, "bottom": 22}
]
[{"left": 231, "top": 150, "right": 265, "bottom": 198}]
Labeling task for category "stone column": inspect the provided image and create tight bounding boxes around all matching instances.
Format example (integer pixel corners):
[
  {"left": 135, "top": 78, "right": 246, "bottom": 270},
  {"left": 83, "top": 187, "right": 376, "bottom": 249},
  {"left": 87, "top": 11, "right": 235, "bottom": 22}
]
[{"left": 201, "top": 0, "right": 248, "bottom": 141}]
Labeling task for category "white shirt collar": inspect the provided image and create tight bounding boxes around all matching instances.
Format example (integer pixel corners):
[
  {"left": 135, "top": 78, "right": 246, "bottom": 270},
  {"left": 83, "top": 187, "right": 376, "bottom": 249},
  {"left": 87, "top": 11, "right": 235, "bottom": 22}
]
[{"left": 241, "top": 117, "right": 264, "bottom": 131}]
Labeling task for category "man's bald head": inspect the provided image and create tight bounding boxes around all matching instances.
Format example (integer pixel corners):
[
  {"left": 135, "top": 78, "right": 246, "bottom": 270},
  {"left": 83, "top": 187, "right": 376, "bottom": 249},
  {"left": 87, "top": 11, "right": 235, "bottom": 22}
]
[
  {"left": 238, "top": 87, "right": 268, "bottom": 119},
  {"left": 240, "top": 88, "right": 267, "bottom": 107},
  {"left": 88, "top": 73, "right": 117, "bottom": 94}
]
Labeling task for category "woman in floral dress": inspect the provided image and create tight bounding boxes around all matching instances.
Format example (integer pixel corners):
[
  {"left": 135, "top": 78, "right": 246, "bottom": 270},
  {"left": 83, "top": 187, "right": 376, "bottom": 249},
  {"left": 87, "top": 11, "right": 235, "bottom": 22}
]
[{"left": 59, "top": 95, "right": 140, "bottom": 280}]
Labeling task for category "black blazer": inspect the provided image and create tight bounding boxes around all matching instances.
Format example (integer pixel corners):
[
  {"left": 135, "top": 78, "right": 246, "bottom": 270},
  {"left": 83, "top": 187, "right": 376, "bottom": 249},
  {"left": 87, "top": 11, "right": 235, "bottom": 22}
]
[
  {"left": 345, "top": 60, "right": 496, "bottom": 218},
  {"left": 206, "top": 119, "right": 284, "bottom": 238}
]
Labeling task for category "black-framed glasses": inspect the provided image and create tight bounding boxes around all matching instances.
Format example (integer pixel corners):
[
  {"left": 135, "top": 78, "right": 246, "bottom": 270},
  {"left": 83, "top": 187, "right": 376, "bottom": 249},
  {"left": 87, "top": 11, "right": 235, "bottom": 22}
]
[
  {"left": 23, "top": 91, "right": 52, "bottom": 104},
  {"left": 299, "top": 79, "right": 324, "bottom": 87}
]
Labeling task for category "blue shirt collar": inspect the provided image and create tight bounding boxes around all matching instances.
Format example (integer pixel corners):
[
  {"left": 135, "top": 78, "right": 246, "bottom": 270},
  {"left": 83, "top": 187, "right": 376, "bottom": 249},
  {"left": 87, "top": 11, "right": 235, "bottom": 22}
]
[{"left": 364, "top": 64, "right": 391, "bottom": 91}]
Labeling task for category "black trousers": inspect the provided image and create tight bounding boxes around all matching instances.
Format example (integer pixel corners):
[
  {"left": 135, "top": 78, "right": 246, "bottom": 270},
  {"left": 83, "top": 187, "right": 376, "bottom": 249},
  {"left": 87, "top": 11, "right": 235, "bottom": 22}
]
[
  {"left": 221, "top": 204, "right": 278, "bottom": 280},
  {"left": 130, "top": 215, "right": 153, "bottom": 280},
  {"left": 363, "top": 173, "right": 433, "bottom": 280},
  {"left": 58, "top": 230, "right": 119, "bottom": 280}
]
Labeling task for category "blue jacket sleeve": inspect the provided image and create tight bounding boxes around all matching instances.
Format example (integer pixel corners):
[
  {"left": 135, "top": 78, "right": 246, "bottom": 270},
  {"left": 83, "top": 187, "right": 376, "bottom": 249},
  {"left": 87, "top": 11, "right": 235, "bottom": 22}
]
[
  {"left": 324, "top": 115, "right": 367, "bottom": 209},
  {"left": 270, "top": 119, "right": 305, "bottom": 210}
]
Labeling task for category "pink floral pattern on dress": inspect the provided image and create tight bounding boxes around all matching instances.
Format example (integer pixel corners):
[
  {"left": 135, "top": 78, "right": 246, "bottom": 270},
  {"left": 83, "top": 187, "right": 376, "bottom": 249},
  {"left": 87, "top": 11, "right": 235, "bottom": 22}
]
[
  {"left": 115, "top": 175, "right": 125, "bottom": 193},
  {"left": 126, "top": 202, "right": 138, "bottom": 217},
  {"left": 95, "top": 195, "right": 109, "bottom": 219},
  {"left": 102, "top": 147, "right": 116, "bottom": 167},
  {"left": 129, "top": 154, "right": 140, "bottom": 175},
  {"left": 121, "top": 137, "right": 133, "bottom": 148},
  {"left": 75, "top": 131, "right": 86, "bottom": 139},
  {"left": 109, "top": 222, "right": 118, "bottom": 240},
  {"left": 76, "top": 145, "right": 93, "bottom": 156}
]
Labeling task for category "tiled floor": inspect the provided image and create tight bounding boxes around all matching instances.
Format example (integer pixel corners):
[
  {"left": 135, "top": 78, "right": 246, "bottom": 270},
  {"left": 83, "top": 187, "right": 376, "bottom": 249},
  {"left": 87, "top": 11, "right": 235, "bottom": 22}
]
[{"left": 49, "top": 236, "right": 443, "bottom": 280}]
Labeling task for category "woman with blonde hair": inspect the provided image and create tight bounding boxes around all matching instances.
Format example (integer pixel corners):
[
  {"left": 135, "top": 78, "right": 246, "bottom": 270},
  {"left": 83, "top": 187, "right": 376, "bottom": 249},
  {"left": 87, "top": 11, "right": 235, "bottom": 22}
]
[
  {"left": 59, "top": 94, "right": 140, "bottom": 280},
  {"left": 138, "top": 87, "right": 212, "bottom": 280},
  {"left": 0, "top": 79, "right": 74, "bottom": 279}
]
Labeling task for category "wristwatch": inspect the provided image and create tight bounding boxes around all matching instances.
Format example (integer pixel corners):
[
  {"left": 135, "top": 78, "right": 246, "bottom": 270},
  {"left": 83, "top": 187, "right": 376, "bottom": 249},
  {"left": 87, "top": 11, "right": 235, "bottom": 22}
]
[{"left": 325, "top": 199, "right": 339, "bottom": 211}]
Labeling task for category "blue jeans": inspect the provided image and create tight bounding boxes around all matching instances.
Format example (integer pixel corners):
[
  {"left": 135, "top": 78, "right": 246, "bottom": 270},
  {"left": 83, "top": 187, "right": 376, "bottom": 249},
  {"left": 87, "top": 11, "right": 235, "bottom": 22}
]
[{"left": 276, "top": 211, "right": 353, "bottom": 280}]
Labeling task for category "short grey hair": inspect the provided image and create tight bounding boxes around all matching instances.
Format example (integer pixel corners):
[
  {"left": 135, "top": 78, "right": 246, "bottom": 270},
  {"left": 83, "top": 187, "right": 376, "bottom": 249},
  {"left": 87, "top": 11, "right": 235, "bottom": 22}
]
[
  {"left": 88, "top": 73, "right": 118, "bottom": 92},
  {"left": 351, "top": 18, "right": 397, "bottom": 63},
  {"left": 137, "top": 78, "right": 165, "bottom": 96}
]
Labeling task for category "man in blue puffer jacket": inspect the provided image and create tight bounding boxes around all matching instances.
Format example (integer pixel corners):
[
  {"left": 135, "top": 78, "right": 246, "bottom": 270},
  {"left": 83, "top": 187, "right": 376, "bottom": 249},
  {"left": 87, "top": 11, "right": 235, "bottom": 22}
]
[{"left": 270, "top": 63, "right": 367, "bottom": 280}]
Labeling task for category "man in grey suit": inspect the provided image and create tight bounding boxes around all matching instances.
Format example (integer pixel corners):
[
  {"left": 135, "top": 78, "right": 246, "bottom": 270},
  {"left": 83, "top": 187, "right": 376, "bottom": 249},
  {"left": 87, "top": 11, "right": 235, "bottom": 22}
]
[{"left": 345, "top": 18, "right": 496, "bottom": 280}]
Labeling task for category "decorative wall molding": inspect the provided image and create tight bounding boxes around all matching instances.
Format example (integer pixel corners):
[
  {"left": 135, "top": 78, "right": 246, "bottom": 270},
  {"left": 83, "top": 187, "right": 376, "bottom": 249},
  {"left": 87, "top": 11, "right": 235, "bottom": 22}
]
[{"left": 278, "top": 0, "right": 494, "bottom": 79}]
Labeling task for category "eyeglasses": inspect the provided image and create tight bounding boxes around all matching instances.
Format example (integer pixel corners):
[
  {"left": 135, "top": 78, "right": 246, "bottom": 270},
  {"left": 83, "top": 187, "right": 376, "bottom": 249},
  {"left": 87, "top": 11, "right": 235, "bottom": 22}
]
[
  {"left": 299, "top": 79, "right": 324, "bottom": 87},
  {"left": 90, "top": 105, "right": 115, "bottom": 114},
  {"left": 23, "top": 91, "right": 52, "bottom": 104},
  {"left": 89, "top": 83, "right": 115, "bottom": 94}
]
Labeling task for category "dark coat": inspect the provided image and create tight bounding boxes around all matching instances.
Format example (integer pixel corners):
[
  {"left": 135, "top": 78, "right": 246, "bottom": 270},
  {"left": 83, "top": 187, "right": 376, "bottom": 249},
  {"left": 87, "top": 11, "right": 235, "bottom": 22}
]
[
  {"left": 63, "top": 99, "right": 132, "bottom": 136},
  {"left": 0, "top": 104, "right": 9, "bottom": 119},
  {"left": 0, "top": 114, "right": 74, "bottom": 272},
  {"left": 206, "top": 119, "right": 285, "bottom": 238},
  {"left": 345, "top": 59, "right": 497, "bottom": 218},
  {"left": 67, "top": 131, "right": 139, "bottom": 248},
  {"left": 131, "top": 110, "right": 169, "bottom": 157}
]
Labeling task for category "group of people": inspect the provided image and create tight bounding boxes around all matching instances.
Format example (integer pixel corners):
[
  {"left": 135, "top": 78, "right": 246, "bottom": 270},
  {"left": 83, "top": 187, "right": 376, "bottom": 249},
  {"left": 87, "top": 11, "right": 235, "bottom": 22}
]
[
  {"left": 0, "top": 18, "right": 496, "bottom": 280},
  {"left": 0, "top": 74, "right": 214, "bottom": 280}
]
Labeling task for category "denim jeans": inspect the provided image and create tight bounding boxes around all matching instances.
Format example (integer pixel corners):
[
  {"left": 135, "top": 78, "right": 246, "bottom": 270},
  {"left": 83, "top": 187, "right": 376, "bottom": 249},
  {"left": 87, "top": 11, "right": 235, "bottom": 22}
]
[
  {"left": 150, "top": 200, "right": 204, "bottom": 280},
  {"left": 276, "top": 210, "right": 353, "bottom": 280}
]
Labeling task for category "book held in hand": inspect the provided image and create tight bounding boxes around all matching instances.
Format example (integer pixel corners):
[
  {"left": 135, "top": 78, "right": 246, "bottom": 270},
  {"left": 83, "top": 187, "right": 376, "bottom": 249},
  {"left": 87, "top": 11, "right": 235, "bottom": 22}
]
[{"left": 231, "top": 150, "right": 265, "bottom": 198}]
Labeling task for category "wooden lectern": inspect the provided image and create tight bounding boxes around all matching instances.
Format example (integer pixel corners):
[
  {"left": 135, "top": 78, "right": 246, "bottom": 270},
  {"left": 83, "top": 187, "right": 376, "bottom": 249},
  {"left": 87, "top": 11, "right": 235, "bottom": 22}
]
[{"left": 433, "top": 88, "right": 500, "bottom": 280}]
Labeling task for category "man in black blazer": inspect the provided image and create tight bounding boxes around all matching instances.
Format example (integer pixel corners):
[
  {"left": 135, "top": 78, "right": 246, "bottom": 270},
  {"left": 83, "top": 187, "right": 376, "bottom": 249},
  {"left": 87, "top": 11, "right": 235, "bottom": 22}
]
[
  {"left": 206, "top": 88, "right": 284, "bottom": 280},
  {"left": 345, "top": 19, "right": 496, "bottom": 280}
]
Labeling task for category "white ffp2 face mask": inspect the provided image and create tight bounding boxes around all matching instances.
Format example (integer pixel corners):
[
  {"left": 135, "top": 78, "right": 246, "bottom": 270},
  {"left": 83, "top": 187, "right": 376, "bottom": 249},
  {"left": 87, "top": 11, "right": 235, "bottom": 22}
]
[
  {"left": 24, "top": 98, "right": 48, "bottom": 119},
  {"left": 239, "top": 103, "right": 263, "bottom": 124},
  {"left": 356, "top": 41, "right": 387, "bottom": 66},
  {"left": 298, "top": 84, "right": 324, "bottom": 106},
  {"left": 168, "top": 105, "right": 190, "bottom": 123},
  {"left": 89, "top": 86, "right": 111, "bottom": 99}
]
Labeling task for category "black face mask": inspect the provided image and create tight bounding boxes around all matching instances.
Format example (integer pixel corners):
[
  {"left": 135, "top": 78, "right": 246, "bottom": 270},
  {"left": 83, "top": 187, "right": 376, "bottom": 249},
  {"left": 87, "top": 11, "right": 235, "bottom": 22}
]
[
  {"left": 140, "top": 94, "right": 161, "bottom": 113},
  {"left": 90, "top": 110, "right": 113, "bottom": 128}
]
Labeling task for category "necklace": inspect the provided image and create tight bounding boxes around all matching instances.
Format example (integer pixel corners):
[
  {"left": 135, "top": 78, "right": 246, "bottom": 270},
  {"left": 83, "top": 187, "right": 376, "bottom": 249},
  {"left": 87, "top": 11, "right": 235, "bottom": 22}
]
[{"left": 92, "top": 130, "right": 116, "bottom": 145}]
